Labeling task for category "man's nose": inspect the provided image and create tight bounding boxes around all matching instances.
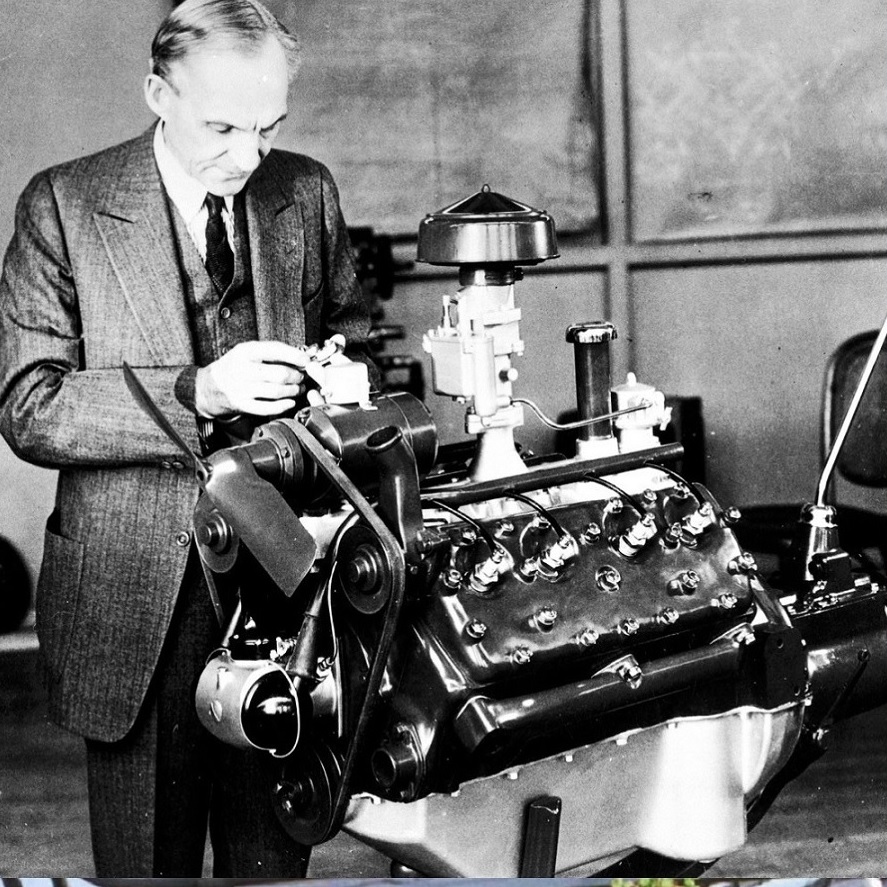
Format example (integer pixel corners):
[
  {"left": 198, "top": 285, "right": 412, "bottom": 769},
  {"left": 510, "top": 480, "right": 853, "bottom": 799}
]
[{"left": 228, "top": 132, "right": 265, "bottom": 173}]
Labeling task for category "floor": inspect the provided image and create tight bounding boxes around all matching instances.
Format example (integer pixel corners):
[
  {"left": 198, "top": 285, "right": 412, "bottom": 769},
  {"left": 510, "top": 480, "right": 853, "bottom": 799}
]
[{"left": 1, "top": 639, "right": 885, "bottom": 878}]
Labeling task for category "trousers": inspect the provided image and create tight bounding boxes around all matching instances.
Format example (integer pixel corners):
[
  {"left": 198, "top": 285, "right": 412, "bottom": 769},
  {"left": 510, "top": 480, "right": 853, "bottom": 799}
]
[{"left": 83, "top": 547, "right": 310, "bottom": 876}]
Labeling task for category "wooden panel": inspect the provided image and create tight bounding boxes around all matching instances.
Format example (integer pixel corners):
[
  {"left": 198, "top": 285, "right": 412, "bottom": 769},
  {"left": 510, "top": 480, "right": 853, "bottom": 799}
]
[
  {"left": 266, "top": 0, "right": 599, "bottom": 235},
  {"left": 626, "top": 0, "right": 887, "bottom": 241},
  {"left": 632, "top": 258, "right": 887, "bottom": 508}
]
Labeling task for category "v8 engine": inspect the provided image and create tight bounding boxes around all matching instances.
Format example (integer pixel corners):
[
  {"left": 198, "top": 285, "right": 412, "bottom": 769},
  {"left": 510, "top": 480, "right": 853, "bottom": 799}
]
[{"left": 128, "top": 187, "right": 887, "bottom": 877}]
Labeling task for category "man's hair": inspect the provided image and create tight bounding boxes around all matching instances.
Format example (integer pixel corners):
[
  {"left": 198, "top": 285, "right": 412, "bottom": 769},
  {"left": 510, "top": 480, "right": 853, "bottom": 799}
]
[{"left": 151, "top": 0, "right": 301, "bottom": 83}]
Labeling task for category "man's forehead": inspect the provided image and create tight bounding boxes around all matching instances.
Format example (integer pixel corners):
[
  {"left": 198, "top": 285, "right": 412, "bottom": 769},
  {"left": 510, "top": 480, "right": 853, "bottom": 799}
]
[{"left": 170, "top": 38, "right": 288, "bottom": 91}]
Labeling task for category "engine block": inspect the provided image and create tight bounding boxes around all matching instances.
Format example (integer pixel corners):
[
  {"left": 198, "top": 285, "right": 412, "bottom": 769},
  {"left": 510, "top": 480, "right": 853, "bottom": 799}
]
[{"left": 140, "top": 187, "right": 887, "bottom": 877}]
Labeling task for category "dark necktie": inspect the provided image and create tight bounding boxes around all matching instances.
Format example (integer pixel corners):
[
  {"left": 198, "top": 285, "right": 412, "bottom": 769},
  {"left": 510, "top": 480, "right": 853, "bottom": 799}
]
[{"left": 204, "top": 193, "right": 234, "bottom": 294}]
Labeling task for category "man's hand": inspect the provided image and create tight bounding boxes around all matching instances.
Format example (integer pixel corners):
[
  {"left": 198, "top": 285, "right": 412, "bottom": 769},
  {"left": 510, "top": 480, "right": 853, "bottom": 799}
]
[{"left": 195, "top": 341, "right": 309, "bottom": 418}]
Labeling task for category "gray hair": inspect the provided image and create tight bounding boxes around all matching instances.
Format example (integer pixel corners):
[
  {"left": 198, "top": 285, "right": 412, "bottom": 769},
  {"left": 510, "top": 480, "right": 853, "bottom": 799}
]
[{"left": 151, "top": 0, "right": 301, "bottom": 83}]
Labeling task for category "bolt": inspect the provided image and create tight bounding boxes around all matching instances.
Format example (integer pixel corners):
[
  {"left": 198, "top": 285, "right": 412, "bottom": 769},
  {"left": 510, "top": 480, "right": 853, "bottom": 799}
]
[
  {"left": 616, "top": 661, "right": 643, "bottom": 688},
  {"left": 534, "top": 607, "right": 558, "bottom": 630},
  {"left": 668, "top": 569, "right": 700, "bottom": 596},
  {"left": 642, "top": 488, "right": 657, "bottom": 504},
  {"left": 443, "top": 568, "right": 463, "bottom": 589},
  {"left": 715, "top": 592, "right": 739, "bottom": 609},
  {"left": 465, "top": 619, "right": 488, "bottom": 640},
  {"left": 722, "top": 505, "right": 742, "bottom": 526},
  {"left": 577, "top": 627, "right": 600, "bottom": 647},
  {"left": 512, "top": 646, "right": 533, "bottom": 665},
  {"left": 580, "top": 521, "right": 602, "bottom": 544},
  {"left": 596, "top": 565, "right": 622, "bottom": 593},
  {"left": 657, "top": 607, "right": 679, "bottom": 625},
  {"left": 672, "top": 483, "right": 691, "bottom": 499},
  {"left": 494, "top": 519, "right": 515, "bottom": 538},
  {"left": 607, "top": 497, "right": 624, "bottom": 514},
  {"left": 458, "top": 527, "right": 477, "bottom": 546},
  {"left": 663, "top": 522, "right": 683, "bottom": 548},
  {"left": 728, "top": 551, "right": 757, "bottom": 575},
  {"left": 620, "top": 617, "right": 640, "bottom": 636}
]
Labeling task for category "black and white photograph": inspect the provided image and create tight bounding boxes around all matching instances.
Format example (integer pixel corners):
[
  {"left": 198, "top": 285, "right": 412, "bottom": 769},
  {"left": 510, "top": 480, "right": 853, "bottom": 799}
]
[{"left": 0, "top": 0, "right": 886, "bottom": 879}]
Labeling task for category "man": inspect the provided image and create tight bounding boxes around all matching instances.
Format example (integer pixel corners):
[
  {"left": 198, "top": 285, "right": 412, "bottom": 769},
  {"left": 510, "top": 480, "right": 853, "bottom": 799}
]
[{"left": 0, "top": 0, "right": 372, "bottom": 876}]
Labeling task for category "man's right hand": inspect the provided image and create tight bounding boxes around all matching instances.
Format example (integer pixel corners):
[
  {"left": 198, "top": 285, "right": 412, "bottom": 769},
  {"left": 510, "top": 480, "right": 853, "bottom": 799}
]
[{"left": 195, "top": 340, "right": 309, "bottom": 418}]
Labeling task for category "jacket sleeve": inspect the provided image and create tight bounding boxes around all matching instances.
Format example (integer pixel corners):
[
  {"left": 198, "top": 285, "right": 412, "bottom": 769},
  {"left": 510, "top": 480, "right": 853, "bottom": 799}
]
[
  {"left": 0, "top": 172, "right": 201, "bottom": 469},
  {"left": 316, "top": 165, "right": 380, "bottom": 387}
]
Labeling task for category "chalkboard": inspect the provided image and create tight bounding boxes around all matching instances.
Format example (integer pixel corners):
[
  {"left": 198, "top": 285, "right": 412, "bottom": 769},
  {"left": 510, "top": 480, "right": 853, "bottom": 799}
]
[
  {"left": 627, "top": 0, "right": 887, "bottom": 240},
  {"left": 267, "top": 0, "right": 599, "bottom": 236}
]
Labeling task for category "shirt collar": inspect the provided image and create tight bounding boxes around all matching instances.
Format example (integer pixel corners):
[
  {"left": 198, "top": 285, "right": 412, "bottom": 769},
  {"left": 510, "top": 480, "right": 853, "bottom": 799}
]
[{"left": 152, "top": 121, "right": 233, "bottom": 222}]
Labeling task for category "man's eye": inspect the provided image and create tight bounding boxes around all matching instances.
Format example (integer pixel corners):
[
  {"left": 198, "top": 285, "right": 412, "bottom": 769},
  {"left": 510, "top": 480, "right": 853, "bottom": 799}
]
[
  {"left": 261, "top": 123, "right": 281, "bottom": 138},
  {"left": 210, "top": 124, "right": 233, "bottom": 134}
]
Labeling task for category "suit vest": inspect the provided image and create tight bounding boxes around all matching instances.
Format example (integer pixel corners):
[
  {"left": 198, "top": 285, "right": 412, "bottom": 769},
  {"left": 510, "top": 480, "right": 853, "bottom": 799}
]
[{"left": 166, "top": 193, "right": 259, "bottom": 365}]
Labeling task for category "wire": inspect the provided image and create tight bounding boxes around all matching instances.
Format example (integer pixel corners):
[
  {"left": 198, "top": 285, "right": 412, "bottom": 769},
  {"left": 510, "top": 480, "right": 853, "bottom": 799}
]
[
  {"left": 425, "top": 497, "right": 498, "bottom": 552},
  {"left": 583, "top": 473, "right": 646, "bottom": 515},
  {"left": 643, "top": 460, "right": 703, "bottom": 504},
  {"left": 507, "top": 491, "right": 568, "bottom": 537}
]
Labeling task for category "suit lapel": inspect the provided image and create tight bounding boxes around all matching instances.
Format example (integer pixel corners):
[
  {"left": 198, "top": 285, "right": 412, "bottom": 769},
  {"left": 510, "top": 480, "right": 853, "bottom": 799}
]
[
  {"left": 92, "top": 129, "right": 194, "bottom": 365},
  {"left": 247, "top": 160, "right": 305, "bottom": 346}
]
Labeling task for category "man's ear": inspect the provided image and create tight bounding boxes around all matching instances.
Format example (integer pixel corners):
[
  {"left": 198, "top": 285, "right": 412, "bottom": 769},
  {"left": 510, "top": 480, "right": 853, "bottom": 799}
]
[{"left": 144, "top": 73, "right": 172, "bottom": 119}]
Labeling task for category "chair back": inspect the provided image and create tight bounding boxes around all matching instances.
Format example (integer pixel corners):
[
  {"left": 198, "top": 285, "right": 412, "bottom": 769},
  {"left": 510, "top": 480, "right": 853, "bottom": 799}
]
[{"left": 823, "top": 329, "right": 887, "bottom": 487}]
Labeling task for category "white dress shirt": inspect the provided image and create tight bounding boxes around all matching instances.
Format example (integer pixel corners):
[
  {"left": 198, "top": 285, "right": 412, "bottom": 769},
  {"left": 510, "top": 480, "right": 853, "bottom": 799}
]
[{"left": 152, "top": 121, "right": 236, "bottom": 261}]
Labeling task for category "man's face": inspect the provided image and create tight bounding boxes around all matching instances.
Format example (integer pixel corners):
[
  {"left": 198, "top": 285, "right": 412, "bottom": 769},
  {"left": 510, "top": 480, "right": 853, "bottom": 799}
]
[{"left": 145, "top": 37, "right": 290, "bottom": 196}]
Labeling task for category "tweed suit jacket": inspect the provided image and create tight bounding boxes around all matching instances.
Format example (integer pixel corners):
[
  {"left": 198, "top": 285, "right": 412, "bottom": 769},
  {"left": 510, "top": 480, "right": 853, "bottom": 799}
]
[{"left": 0, "top": 127, "right": 371, "bottom": 741}]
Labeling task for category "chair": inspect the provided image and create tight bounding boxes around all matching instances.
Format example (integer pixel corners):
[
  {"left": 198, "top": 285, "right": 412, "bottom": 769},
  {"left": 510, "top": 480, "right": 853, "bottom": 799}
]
[{"left": 735, "top": 329, "right": 887, "bottom": 576}]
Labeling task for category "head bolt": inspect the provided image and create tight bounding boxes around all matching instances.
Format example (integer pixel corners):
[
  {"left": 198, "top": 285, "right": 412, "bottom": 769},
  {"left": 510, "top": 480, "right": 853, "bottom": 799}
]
[
  {"left": 577, "top": 627, "right": 600, "bottom": 647},
  {"left": 642, "top": 489, "right": 658, "bottom": 504},
  {"left": 607, "top": 497, "right": 624, "bottom": 514},
  {"left": 443, "top": 567, "right": 463, "bottom": 589},
  {"left": 512, "top": 646, "right": 533, "bottom": 665},
  {"left": 668, "top": 568, "right": 700, "bottom": 596},
  {"left": 620, "top": 617, "right": 640, "bottom": 636},
  {"left": 722, "top": 505, "right": 742, "bottom": 525},
  {"left": 580, "top": 521, "right": 602, "bottom": 544},
  {"left": 596, "top": 565, "right": 622, "bottom": 592},
  {"left": 663, "top": 522, "right": 683, "bottom": 548},
  {"left": 458, "top": 527, "right": 477, "bottom": 546},
  {"left": 715, "top": 592, "right": 739, "bottom": 609},
  {"left": 533, "top": 607, "right": 558, "bottom": 631},
  {"left": 657, "top": 607, "right": 679, "bottom": 625},
  {"left": 494, "top": 519, "right": 515, "bottom": 538},
  {"left": 616, "top": 660, "right": 643, "bottom": 688},
  {"left": 465, "top": 619, "right": 488, "bottom": 641},
  {"left": 728, "top": 551, "right": 757, "bottom": 575}
]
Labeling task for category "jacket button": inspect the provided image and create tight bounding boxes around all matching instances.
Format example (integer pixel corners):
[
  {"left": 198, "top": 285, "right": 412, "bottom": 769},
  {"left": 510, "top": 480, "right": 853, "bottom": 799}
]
[
  {"left": 219, "top": 306, "right": 231, "bottom": 320},
  {"left": 171, "top": 460, "right": 185, "bottom": 471},
  {"left": 175, "top": 530, "right": 191, "bottom": 547},
  {"left": 160, "top": 460, "right": 172, "bottom": 470}
]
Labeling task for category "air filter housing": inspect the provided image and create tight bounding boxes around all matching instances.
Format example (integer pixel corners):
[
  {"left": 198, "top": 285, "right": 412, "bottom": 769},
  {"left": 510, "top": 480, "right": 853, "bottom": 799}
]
[{"left": 416, "top": 185, "right": 559, "bottom": 266}]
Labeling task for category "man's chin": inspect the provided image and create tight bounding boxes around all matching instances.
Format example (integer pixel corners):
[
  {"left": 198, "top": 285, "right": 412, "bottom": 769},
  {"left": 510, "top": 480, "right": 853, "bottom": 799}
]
[{"left": 204, "top": 173, "right": 251, "bottom": 196}]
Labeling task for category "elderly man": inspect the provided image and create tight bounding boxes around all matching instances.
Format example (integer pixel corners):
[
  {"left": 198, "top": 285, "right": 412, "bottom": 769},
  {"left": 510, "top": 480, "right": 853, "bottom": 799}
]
[{"left": 0, "top": 0, "right": 372, "bottom": 876}]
